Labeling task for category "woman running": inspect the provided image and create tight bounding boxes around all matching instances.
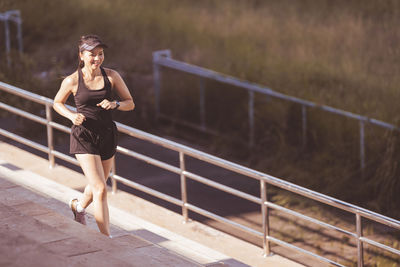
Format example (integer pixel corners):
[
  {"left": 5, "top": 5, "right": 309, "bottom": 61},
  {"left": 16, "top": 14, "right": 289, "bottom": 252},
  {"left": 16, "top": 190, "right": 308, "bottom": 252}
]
[{"left": 53, "top": 34, "right": 135, "bottom": 236}]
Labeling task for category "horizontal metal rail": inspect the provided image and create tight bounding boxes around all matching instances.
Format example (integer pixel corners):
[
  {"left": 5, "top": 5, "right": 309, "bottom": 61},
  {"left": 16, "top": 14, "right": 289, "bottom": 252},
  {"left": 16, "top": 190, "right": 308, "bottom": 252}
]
[
  {"left": 116, "top": 121, "right": 400, "bottom": 231},
  {"left": 116, "top": 146, "right": 181, "bottom": 175},
  {"left": 0, "top": 102, "right": 47, "bottom": 125},
  {"left": 158, "top": 113, "right": 220, "bottom": 136},
  {"left": 0, "top": 10, "right": 22, "bottom": 23},
  {"left": 266, "top": 201, "right": 357, "bottom": 238},
  {"left": 112, "top": 174, "right": 183, "bottom": 207},
  {"left": 0, "top": 128, "right": 48, "bottom": 154},
  {"left": 52, "top": 150, "right": 79, "bottom": 166},
  {"left": 152, "top": 49, "right": 400, "bottom": 180},
  {"left": 360, "top": 237, "right": 400, "bottom": 256},
  {"left": 267, "top": 236, "right": 346, "bottom": 267},
  {"left": 186, "top": 203, "right": 263, "bottom": 237},
  {"left": 183, "top": 170, "right": 261, "bottom": 205},
  {"left": 153, "top": 52, "right": 399, "bottom": 130},
  {"left": 1, "top": 80, "right": 400, "bottom": 266},
  {"left": 49, "top": 121, "right": 72, "bottom": 134},
  {"left": 0, "top": 81, "right": 52, "bottom": 105}
]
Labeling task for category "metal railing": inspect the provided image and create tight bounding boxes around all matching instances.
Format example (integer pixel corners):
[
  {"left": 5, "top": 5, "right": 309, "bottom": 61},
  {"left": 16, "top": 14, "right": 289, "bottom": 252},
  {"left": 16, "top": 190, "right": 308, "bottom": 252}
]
[
  {"left": 153, "top": 50, "right": 400, "bottom": 175},
  {"left": 0, "top": 10, "right": 23, "bottom": 66},
  {"left": 1, "top": 80, "right": 399, "bottom": 266}
]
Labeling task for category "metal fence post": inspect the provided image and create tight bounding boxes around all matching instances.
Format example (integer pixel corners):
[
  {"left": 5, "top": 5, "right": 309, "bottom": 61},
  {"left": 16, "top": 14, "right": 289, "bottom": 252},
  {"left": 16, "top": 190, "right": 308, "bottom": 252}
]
[
  {"left": 152, "top": 50, "right": 171, "bottom": 119},
  {"left": 111, "top": 157, "right": 117, "bottom": 194},
  {"left": 199, "top": 78, "right": 206, "bottom": 131},
  {"left": 45, "top": 103, "right": 55, "bottom": 169},
  {"left": 1, "top": 10, "right": 23, "bottom": 65},
  {"left": 302, "top": 105, "right": 307, "bottom": 148},
  {"left": 4, "top": 17, "right": 11, "bottom": 67},
  {"left": 180, "top": 151, "right": 189, "bottom": 223},
  {"left": 359, "top": 120, "right": 365, "bottom": 175},
  {"left": 356, "top": 213, "right": 364, "bottom": 267},
  {"left": 16, "top": 13, "right": 23, "bottom": 54},
  {"left": 249, "top": 90, "right": 254, "bottom": 147},
  {"left": 153, "top": 56, "right": 161, "bottom": 119},
  {"left": 261, "top": 180, "right": 271, "bottom": 256}
]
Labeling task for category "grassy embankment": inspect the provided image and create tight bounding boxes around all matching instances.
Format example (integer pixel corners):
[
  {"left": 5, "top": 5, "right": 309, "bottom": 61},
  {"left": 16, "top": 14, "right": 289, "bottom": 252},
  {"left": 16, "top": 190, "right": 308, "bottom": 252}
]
[{"left": 1, "top": 0, "right": 400, "bottom": 239}]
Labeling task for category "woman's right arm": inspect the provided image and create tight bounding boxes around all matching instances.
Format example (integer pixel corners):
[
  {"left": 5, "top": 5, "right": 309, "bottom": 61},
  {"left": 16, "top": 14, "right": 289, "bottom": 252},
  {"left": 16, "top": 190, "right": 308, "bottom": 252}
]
[{"left": 53, "top": 77, "right": 85, "bottom": 125}]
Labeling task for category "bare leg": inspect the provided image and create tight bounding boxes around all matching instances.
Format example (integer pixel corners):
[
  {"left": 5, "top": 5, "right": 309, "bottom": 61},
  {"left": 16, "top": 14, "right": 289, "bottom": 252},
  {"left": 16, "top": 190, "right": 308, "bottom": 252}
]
[
  {"left": 80, "top": 184, "right": 92, "bottom": 209},
  {"left": 101, "top": 156, "right": 115, "bottom": 183},
  {"left": 76, "top": 154, "right": 110, "bottom": 236},
  {"left": 79, "top": 156, "right": 114, "bottom": 209}
]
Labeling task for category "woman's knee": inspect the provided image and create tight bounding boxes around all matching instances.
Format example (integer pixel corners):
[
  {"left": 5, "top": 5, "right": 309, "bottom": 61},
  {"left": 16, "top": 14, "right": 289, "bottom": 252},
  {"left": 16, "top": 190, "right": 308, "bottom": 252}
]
[{"left": 91, "top": 182, "right": 107, "bottom": 200}]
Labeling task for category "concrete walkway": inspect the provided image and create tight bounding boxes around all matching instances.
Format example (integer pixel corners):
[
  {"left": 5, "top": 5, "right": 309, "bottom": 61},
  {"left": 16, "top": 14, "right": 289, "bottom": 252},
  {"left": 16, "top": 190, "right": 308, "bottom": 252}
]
[
  {"left": 0, "top": 176, "right": 204, "bottom": 266},
  {"left": 0, "top": 141, "right": 304, "bottom": 267}
]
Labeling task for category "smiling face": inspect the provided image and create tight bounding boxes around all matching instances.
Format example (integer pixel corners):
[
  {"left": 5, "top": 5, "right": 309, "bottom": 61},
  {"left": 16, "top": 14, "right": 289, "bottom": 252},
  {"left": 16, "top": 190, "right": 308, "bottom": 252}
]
[{"left": 80, "top": 46, "right": 104, "bottom": 70}]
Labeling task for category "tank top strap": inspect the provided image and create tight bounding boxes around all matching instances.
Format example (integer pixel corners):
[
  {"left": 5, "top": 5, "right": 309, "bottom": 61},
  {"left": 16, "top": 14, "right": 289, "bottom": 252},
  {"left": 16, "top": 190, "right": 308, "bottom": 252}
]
[
  {"left": 100, "top": 67, "right": 112, "bottom": 90},
  {"left": 76, "top": 67, "right": 85, "bottom": 93}
]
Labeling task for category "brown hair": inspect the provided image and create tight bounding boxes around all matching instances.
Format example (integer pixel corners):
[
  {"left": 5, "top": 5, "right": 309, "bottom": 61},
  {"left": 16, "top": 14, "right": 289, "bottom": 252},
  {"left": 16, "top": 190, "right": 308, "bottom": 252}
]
[{"left": 78, "top": 51, "right": 84, "bottom": 69}]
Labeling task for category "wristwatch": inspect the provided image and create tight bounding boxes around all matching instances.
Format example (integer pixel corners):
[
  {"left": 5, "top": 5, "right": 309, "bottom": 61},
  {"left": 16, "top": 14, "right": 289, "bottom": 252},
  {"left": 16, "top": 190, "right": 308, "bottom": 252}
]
[{"left": 114, "top": 101, "right": 120, "bottom": 110}]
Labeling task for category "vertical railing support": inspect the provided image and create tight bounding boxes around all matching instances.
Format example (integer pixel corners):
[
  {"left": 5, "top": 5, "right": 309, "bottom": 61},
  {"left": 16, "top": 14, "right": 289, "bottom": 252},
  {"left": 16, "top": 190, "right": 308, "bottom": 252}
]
[
  {"left": 261, "top": 180, "right": 271, "bottom": 256},
  {"left": 199, "top": 78, "right": 206, "bottom": 131},
  {"left": 4, "top": 18, "right": 11, "bottom": 67},
  {"left": 359, "top": 120, "right": 365, "bottom": 176},
  {"left": 356, "top": 213, "right": 364, "bottom": 267},
  {"left": 153, "top": 59, "right": 161, "bottom": 119},
  {"left": 249, "top": 90, "right": 255, "bottom": 147},
  {"left": 16, "top": 13, "right": 23, "bottom": 54},
  {"left": 111, "top": 157, "right": 117, "bottom": 194},
  {"left": 302, "top": 105, "right": 307, "bottom": 148},
  {"left": 1, "top": 10, "right": 23, "bottom": 66},
  {"left": 152, "top": 50, "right": 171, "bottom": 119},
  {"left": 45, "top": 103, "right": 55, "bottom": 169},
  {"left": 180, "top": 151, "right": 189, "bottom": 223}
]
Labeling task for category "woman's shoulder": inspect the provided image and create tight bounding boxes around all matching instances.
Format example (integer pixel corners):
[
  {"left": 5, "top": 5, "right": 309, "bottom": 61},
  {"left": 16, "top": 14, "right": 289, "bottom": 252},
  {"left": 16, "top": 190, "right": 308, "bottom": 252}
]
[
  {"left": 62, "top": 71, "right": 79, "bottom": 86},
  {"left": 102, "top": 67, "right": 120, "bottom": 78},
  {"left": 102, "top": 67, "right": 124, "bottom": 88}
]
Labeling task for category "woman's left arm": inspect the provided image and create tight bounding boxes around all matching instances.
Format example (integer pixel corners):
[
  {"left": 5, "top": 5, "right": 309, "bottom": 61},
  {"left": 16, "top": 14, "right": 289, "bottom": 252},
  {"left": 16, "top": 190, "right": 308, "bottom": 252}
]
[{"left": 110, "top": 69, "right": 135, "bottom": 111}]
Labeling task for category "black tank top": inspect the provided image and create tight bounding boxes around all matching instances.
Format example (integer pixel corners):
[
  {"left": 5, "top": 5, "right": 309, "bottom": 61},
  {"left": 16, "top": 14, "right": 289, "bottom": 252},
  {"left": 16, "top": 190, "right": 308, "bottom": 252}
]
[{"left": 74, "top": 67, "right": 113, "bottom": 124}]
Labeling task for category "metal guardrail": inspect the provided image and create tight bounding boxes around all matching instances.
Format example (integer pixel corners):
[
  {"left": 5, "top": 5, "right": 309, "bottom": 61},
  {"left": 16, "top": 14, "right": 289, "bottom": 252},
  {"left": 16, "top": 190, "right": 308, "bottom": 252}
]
[
  {"left": 1, "top": 80, "right": 399, "bottom": 266},
  {"left": 0, "top": 10, "right": 23, "bottom": 66},
  {"left": 153, "top": 50, "right": 400, "bottom": 175}
]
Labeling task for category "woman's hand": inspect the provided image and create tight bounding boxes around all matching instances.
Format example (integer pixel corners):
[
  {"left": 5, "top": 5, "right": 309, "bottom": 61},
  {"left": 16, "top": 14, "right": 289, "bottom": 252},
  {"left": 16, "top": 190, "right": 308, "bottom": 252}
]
[
  {"left": 70, "top": 113, "right": 86, "bottom": 125},
  {"left": 97, "top": 99, "right": 117, "bottom": 110}
]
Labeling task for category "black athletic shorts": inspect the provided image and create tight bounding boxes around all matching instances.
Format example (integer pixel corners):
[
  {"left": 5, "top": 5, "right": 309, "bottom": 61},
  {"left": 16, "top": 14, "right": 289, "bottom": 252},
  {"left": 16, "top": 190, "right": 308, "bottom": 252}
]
[{"left": 70, "top": 120, "right": 118, "bottom": 160}]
